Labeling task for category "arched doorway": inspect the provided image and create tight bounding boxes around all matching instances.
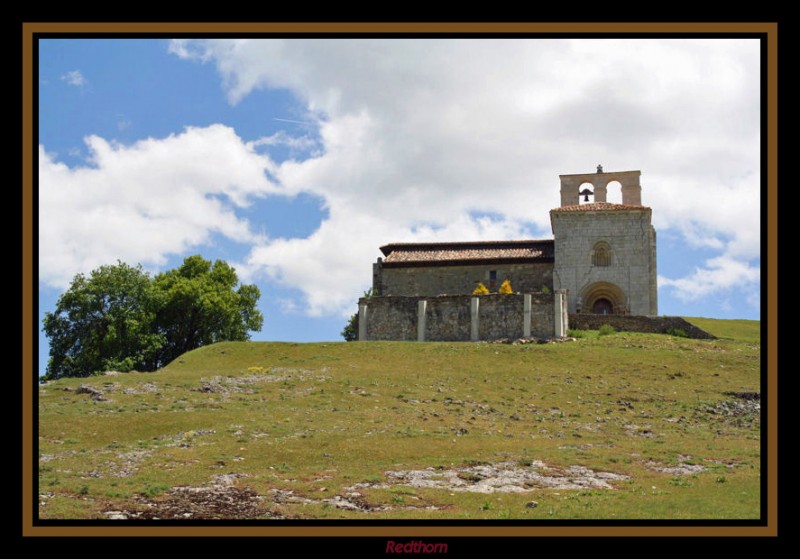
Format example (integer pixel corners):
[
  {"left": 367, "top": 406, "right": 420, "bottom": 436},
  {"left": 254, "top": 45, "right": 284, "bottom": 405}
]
[
  {"left": 581, "top": 281, "right": 626, "bottom": 315},
  {"left": 592, "top": 298, "right": 614, "bottom": 315}
]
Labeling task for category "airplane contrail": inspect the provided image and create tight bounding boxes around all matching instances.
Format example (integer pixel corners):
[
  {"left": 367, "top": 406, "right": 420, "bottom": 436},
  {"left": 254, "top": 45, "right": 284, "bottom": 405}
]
[{"left": 273, "top": 117, "right": 314, "bottom": 125}]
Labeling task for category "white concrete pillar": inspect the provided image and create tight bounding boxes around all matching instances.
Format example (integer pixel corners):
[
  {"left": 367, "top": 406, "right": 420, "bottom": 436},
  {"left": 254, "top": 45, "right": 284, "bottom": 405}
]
[
  {"left": 417, "top": 300, "right": 427, "bottom": 342},
  {"left": 554, "top": 290, "right": 565, "bottom": 338},
  {"left": 358, "top": 302, "right": 368, "bottom": 341},
  {"left": 470, "top": 297, "right": 480, "bottom": 341},
  {"left": 523, "top": 294, "right": 532, "bottom": 338}
]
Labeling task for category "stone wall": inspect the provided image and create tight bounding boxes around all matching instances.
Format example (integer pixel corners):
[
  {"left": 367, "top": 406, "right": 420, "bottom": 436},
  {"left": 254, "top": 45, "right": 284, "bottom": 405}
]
[
  {"left": 376, "top": 263, "right": 553, "bottom": 297},
  {"left": 360, "top": 292, "right": 565, "bottom": 341},
  {"left": 552, "top": 208, "right": 657, "bottom": 316},
  {"left": 475, "top": 293, "right": 555, "bottom": 339},
  {"left": 568, "top": 314, "right": 715, "bottom": 339},
  {"left": 425, "top": 296, "right": 471, "bottom": 341},
  {"left": 360, "top": 296, "right": 419, "bottom": 341}
]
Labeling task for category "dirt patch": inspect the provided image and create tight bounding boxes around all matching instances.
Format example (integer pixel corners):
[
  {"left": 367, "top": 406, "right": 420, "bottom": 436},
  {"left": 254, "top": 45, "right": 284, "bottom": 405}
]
[
  {"left": 382, "top": 460, "right": 629, "bottom": 493},
  {"left": 108, "top": 486, "right": 271, "bottom": 520},
  {"left": 105, "top": 473, "right": 277, "bottom": 520}
]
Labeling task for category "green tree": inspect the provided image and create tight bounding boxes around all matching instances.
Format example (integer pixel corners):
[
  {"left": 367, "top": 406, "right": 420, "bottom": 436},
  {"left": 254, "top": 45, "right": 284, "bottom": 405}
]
[
  {"left": 341, "top": 312, "right": 359, "bottom": 342},
  {"left": 43, "top": 262, "right": 163, "bottom": 379},
  {"left": 43, "top": 256, "right": 264, "bottom": 380},
  {"left": 342, "top": 289, "right": 372, "bottom": 342},
  {"left": 152, "top": 256, "right": 263, "bottom": 365}
]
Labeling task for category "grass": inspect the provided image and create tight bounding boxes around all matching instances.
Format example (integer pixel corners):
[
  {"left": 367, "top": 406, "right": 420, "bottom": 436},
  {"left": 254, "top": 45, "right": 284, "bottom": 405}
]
[
  {"left": 37, "top": 318, "right": 761, "bottom": 520},
  {"left": 683, "top": 317, "right": 761, "bottom": 344}
]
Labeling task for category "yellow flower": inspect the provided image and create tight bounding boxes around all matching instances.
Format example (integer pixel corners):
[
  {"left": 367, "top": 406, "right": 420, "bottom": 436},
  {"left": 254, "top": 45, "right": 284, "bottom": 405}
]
[{"left": 473, "top": 283, "right": 490, "bottom": 295}]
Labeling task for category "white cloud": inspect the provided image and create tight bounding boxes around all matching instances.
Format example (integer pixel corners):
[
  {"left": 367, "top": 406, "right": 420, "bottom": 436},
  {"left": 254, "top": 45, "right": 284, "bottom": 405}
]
[
  {"left": 39, "top": 124, "right": 281, "bottom": 288},
  {"left": 162, "top": 39, "right": 761, "bottom": 318},
  {"left": 171, "top": 39, "right": 759, "bottom": 315},
  {"left": 61, "top": 70, "right": 86, "bottom": 87},
  {"left": 658, "top": 255, "right": 760, "bottom": 302},
  {"left": 249, "top": 131, "right": 318, "bottom": 153}
]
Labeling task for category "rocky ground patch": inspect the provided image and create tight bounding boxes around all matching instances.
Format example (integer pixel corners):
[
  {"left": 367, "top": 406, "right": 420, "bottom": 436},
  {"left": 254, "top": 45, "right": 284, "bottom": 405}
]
[{"left": 381, "top": 460, "right": 629, "bottom": 493}]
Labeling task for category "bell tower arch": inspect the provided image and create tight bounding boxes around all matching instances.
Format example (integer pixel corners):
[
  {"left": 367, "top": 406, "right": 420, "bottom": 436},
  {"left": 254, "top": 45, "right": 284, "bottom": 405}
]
[
  {"left": 550, "top": 167, "right": 657, "bottom": 316},
  {"left": 559, "top": 167, "right": 642, "bottom": 207}
]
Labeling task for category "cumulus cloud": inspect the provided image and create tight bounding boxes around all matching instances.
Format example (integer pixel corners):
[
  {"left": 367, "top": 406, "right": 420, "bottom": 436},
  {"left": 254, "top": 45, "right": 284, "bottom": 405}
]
[
  {"left": 39, "top": 124, "right": 280, "bottom": 288},
  {"left": 61, "top": 70, "right": 86, "bottom": 87},
  {"left": 659, "top": 255, "right": 760, "bottom": 303},
  {"left": 168, "top": 38, "right": 760, "bottom": 317},
  {"left": 249, "top": 131, "right": 319, "bottom": 154}
]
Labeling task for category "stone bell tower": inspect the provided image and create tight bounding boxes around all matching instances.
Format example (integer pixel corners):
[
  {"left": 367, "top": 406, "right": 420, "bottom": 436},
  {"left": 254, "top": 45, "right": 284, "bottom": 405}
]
[{"left": 550, "top": 166, "right": 658, "bottom": 316}]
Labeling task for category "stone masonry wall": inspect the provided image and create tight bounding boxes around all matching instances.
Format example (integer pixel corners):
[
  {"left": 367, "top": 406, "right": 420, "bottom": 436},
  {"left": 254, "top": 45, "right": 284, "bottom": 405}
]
[
  {"left": 552, "top": 209, "right": 657, "bottom": 316},
  {"left": 477, "top": 294, "right": 555, "bottom": 339},
  {"left": 568, "top": 314, "right": 715, "bottom": 339},
  {"left": 361, "top": 293, "right": 558, "bottom": 341},
  {"left": 425, "top": 297, "right": 471, "bottom": 341},
  {"left": 362, "top": 296, "right": 419, "bottom": 341},
  {"left": 377, "top": 263, "right": 553, "bottom": 297}
]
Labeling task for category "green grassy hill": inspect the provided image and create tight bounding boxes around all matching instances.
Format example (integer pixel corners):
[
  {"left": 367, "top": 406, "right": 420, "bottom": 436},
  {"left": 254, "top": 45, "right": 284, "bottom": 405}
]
[{"left": 38, "top": 318, "right": 761, "bottom": 520}]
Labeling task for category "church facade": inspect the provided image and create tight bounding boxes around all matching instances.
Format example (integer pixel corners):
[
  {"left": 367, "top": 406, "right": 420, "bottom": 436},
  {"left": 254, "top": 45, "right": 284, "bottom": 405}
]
[{"left": 359, "top": 168, "right": 657, "bottom": 341}]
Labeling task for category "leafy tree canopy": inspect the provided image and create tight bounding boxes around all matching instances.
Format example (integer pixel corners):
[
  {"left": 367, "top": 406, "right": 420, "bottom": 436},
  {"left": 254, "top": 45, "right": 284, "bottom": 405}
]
[
  {"left": 43, "top": 256, "right": 263, "bottom": 380},
  {"left": 341, "top": 313, "right": 358, "bottom": 342}
]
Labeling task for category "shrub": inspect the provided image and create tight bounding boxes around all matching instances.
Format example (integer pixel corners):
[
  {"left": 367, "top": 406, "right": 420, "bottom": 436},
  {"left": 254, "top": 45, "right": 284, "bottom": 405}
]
[
  {"left": 498, "top": 279, "right": 513, "bottom": 294},
  {"left": 568, "top": 329, "right": 586, "bottom": 338},
  {"left": 666, "top": 328, "right": 689, "bottom": 338},
  {"left": 473, "top": 283, "right": 490, "bottom": 295},
  {"left": 140, "top": 483, "right": 170, "bottom": 498},
  {"left": 541, "top": 285, "right": 551, "bottom": 294},
  {"left": 598, "top": 324, "right": 615, "bottom": 336}
]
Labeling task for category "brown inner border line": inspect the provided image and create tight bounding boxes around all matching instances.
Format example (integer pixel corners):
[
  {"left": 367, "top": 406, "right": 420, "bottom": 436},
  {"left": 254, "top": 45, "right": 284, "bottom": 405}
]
[{"left": 22, "top": 21, "right": 778, "bottom": 538}]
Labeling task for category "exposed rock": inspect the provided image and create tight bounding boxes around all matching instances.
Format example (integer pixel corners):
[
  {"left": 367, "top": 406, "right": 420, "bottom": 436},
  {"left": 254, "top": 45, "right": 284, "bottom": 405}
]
[
  {"left": 384, "top": 460, "right": 629, "bottom": 493},
  {"left": 76, "top": 384, "right": 106, "bottom": 401}
]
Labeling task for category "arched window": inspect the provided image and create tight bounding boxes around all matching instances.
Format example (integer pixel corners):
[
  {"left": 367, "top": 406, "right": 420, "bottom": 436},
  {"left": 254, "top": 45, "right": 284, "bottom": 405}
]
[
  {"left": 578, "top": 182, "right": 594, "bottom": 205},
  {"left": 605, "top": 180, "right": 622, "bottom": 203},
  {"left": 592, "top": 241, "right": 611, "bottom": 267}
]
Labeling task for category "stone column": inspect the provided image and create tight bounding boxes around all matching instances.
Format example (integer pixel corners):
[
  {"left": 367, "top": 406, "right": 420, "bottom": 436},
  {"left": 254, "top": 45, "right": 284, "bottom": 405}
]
[
  {"left": 470, "top": 297, "right": 480, "bottom": 341},
  {"left": 358, "top": 302, "right": 368, "bottom": 341},
  {"left": 593, "top": 182, "right": 607, "bottom": 203},
  {"left": 523, "top": 294, "right": 532, "bottom": 338},
  {"left": 417, "top": 300, "right": 427, "bottom": 342}
]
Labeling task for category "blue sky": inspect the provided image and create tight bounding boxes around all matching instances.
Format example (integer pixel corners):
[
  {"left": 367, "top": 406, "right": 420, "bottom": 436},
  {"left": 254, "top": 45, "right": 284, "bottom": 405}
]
[{"left": 37, "top": 38, "right": 762, "bottom": 375}]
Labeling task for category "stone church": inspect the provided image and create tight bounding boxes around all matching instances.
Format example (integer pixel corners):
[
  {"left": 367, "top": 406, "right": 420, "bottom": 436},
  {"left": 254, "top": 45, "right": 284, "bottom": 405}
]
[{"left": 358, "top": 167, "right": 658, "bottom": 341}]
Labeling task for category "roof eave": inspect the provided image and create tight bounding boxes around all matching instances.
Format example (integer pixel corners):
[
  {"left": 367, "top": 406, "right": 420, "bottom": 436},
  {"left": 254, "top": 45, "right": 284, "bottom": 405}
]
[{"left": 381, "top": 257, "right": 554, "bottom": 269}]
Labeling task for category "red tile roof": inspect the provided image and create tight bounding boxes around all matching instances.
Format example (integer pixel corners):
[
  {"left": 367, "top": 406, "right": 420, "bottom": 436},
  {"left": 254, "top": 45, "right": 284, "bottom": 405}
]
[
  {"left": 551, "top": 202, "right": 650, "bottom": 212},
  {"left": 380, "top": 240, "right": 554, "bottom": 267}
]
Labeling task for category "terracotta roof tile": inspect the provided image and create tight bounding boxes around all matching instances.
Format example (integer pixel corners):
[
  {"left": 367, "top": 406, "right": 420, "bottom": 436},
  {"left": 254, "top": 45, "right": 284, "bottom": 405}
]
[
  {"left": 381, "top": 240, "right": 554, "bottom": 266},
  {"left": 551, "top": 202, "right": 650, "bottom": 212}
]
